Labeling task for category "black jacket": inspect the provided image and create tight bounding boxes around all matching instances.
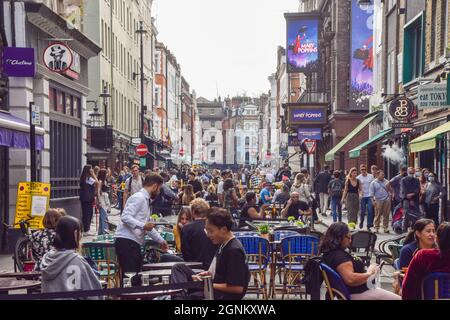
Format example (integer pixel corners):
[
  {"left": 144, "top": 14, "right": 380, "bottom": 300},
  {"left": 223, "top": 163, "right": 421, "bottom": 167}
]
[
  {"left": 181, "top": 219, "right": 218, "bottom": 269},
  {"left": 303, "top": 256, "right": 324, "bottom": 300},
  {"left": 314, "top": 171, "right": 332, "bottom": 193}
]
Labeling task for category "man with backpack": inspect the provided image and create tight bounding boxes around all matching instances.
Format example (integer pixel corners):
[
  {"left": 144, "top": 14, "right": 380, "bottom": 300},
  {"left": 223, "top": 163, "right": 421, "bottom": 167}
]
[
  {"left": 123, "top": 165, "right": 144, "bottom": 207},
  {"left": 328, "top": 170, "right": 344, "bottom": 222}
]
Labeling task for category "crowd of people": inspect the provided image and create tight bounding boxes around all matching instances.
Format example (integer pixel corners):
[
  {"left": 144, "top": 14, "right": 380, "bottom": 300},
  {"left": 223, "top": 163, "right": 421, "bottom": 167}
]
[{"left": 18, "top": 160, "right": 449, "bottom": 300}]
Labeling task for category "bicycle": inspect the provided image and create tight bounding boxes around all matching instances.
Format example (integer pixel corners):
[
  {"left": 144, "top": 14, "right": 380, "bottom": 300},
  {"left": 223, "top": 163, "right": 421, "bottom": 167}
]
[{"left": 2, "top": 217, "right": 35, "bottom": 272}]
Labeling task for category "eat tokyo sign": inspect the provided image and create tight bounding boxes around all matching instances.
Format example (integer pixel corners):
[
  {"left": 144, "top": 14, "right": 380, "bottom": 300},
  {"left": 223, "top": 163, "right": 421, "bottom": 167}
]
[{"left": 2, "top": 47, "right": 35, "bottom": 77}]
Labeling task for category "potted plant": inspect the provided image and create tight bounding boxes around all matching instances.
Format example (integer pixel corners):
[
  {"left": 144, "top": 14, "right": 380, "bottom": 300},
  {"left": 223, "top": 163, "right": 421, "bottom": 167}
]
[
  {"left": 258, "top": 224, "right": 270, "bottom": 240},
  {"left": 348, "top": 222, "right": 356, "bottom": 231},
  {"left": 288, "top": 216, "right": 296, "bottom": 225},
  {"left": 295, "top": 220, "right": 305, "bottom": 228},
  {"left": 150, "top": 214, "right": 160, "bottom": 222}
]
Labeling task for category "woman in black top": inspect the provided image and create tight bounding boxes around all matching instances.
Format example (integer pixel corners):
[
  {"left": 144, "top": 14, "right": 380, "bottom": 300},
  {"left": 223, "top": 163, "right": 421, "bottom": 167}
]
[
  {"left": 79, "top": 165, "right": 99, "bottom": 234},
  {"left": 341, "top": 167, "right": 361, "bottom": 228},
  {"left": 320, "top": 222, "right": 400, "bottom": 300}
]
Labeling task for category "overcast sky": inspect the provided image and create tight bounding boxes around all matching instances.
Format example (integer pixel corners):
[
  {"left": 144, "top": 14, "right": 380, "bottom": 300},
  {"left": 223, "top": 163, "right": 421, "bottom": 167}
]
[{"left": 153, "top": 0, "right": 299, "bottom": 101}]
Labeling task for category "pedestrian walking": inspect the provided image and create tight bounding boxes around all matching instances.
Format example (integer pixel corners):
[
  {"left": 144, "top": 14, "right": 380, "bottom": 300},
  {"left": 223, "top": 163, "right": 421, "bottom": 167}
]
[
  {"left": 369, "top": 170, "right": 392, "bottom": 233},
  {"left": 123, "top": 165, "right": 144, "bottom": 207},
  {"left": 424, "top": 172, "right": 443, "bottom": 227},
  {"left": 400, "top": 167, "right": 422, "bottom": 232},
  {"left": 97, "top": 169, "right": 111, "bottom": 235},
  {"left": 341, "top": 167, "right": 361, "bottom": 228},
  {"left": 387, "top": 167, "right": 408, "bottom": 214},
  {"left": 328, "top": 170, "right": 344, "bottom": 222},
  {"left": 314, "top": 165, "right": 332, "bottom": 217},
  {"left": 79, "top": 165, "right": 99, "bottom": 235},
  {"left": 357, "top": 164, "right": 375, "bottom": 230}
]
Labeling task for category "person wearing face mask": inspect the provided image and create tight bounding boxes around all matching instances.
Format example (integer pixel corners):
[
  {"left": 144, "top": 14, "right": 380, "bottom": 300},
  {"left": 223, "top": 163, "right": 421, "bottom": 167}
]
[
  {"left": 400, "top": 167, "right": 422, "bottom": 233},
  {"left": 424, "top": 173, "right": 443, "bottom": 227},
  {"left": 114, "top": 173, "right": 169, "bottom": 278}
]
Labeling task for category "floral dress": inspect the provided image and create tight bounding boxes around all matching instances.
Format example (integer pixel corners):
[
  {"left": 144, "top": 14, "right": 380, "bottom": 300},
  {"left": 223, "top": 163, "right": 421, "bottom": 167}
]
[{"left": 26, "top": 228, "right": 56, "bottom": 271}]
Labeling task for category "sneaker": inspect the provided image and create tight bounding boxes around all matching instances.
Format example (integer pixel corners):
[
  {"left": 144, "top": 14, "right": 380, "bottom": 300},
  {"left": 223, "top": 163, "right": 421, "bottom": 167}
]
[
  {"left": 384, "top": 229, "right": 390, "bottom": 234},
  {"left": 321, "top": 213, "right": 327, "bottom": 217},
  {"left": 367, "top": 227, "right": 373, "bottom": 232},
  {"left": 359, "top": 223, "right": 364, "bottom": 229}
]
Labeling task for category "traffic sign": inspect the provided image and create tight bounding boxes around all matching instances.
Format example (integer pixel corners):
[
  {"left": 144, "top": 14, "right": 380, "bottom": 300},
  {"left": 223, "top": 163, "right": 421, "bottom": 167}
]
[
  {"left": 304, "top": 139, "right": 317, "bottom": 155},
  {"left": 131, "top": 137, "right": 141, "bottom": 145},
  {"left": 136, "top": 144, "right": 148, "bottom": 157}
]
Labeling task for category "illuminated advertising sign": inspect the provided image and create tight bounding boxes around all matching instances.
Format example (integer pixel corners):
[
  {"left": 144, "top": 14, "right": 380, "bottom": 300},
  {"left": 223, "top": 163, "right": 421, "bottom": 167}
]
[
  {"left": 350, "top": 0, "right": 374, "bottom": 110},
  {"left": 285, "top": 13, "right": 319, "bottom": 73}
]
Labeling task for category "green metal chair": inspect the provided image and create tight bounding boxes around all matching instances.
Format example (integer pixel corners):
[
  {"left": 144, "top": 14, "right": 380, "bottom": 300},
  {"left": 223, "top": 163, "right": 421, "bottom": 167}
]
[{"left": 82, "top": 241, "right": 120, "bottom": 288}]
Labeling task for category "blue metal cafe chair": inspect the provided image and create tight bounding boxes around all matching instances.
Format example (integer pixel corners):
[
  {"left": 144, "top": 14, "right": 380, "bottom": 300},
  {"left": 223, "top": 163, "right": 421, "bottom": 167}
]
[
  {"left": 237, "top": 236, "right": 271, "bottom": 299},
  {"left": 319, "top": 263, "right": 351, "bottom": 300},
  {"left": 421, "top": 272, "right": 450, "bottom": 300}
]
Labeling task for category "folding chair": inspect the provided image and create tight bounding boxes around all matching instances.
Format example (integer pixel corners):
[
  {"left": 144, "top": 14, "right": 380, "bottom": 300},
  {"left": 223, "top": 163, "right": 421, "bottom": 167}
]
[
  {"left": 350, "top": 231, "right": 377, "bottom": 267},
  {"left": 319, "top": 263, "right": 351, "bottom": 300}
]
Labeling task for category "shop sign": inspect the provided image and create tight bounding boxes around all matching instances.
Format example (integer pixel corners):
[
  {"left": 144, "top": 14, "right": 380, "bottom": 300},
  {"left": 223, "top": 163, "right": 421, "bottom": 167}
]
[
  {"left": 140, "top": 157, "right": 146, "bottom": 168},
  {"left": 298, "top": 128, "right": 322, "bottom": 140},
  {"left": 131, "top": 137, "right": 141, "bottom": 145},
  {"left": 2, "top": 47, "right": 35, "bottom": 77},
  {"left": 14, "top": 182, "right": 51, "bottom": 229},
  {"left": 289, "top": 107, "right": 326, "bottom": 124},
  {"left": 288, "top": 134, "right": 301, "bottom": 147},
  {"left": 389, "top": 97, "right": 415, "bottom": 122},
  {"left": 418, "top": 83, "right": 447, "bottom": 109},
  {"left": 43, "top": 43, "right": 73, "bottom": 73}
]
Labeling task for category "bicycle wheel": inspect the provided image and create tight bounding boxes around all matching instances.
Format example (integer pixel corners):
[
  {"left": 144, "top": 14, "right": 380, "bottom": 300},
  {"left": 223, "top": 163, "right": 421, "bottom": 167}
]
[{"left": 14, "top": 237, "right": 33, "bottom": 272}]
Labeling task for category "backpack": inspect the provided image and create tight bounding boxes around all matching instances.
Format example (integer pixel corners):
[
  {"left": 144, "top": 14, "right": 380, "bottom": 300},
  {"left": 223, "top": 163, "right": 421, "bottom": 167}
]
[
  {"left": 330, "top": 179, "right": 343, "bottom": 197},
  {"left": 128, "top": 176, "right": 144, "bottom": 193}
]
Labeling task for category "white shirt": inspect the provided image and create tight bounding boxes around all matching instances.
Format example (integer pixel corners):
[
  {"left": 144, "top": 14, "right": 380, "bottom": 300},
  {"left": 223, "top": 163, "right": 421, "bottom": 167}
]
[
  {"left": 115, "top": 188, "right": 164, "bottom": 245},
  {"left": 265, "top": 173, "right": 275, "bottom": 183},
  {"left": 217, "top": 180, "right": 224, "bottom": 195},
  {"left": 357, "top": 174, "right": 375, "bottom": 198},
  {"left": 125, "top": 176, "right": 143, "bottom": 195},
  {"left": 86, "top": 177, "right": 95, "bottom": 186}
]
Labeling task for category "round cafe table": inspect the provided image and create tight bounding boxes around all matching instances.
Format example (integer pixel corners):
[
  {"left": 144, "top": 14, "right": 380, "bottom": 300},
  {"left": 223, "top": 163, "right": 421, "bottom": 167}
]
[
  {"left": 0, "top": 271, "right": 41, "bottom": 280},
  {"left": 0, "top": 278, "right": 41, "bottom": 294}
]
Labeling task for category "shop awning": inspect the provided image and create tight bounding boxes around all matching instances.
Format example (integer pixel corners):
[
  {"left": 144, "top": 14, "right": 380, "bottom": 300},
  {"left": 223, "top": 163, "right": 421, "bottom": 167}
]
[
  {"left": 410, "top": 121, "right": 450, "bottom": 153},
  {"left": 349, "top": 128, "right": 394, "bottom": 159},
  {"left": 325, "top": 114, "right": 378, "bottom": 162},
  {"left": 0, "top": 111, "right": 44, "bottom": 150},
  {"left": 86, "top": 145, "right": 109, "bottom": 160}
]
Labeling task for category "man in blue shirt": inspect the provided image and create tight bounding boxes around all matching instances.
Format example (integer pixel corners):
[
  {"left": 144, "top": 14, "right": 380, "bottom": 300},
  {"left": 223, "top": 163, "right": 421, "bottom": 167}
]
[{"left": 259, "top": 182, "right": 273, "bottom": 205}]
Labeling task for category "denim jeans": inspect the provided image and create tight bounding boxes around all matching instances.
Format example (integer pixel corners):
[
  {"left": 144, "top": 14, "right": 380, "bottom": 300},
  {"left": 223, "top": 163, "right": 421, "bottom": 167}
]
[
  {"left": 360, "top": 197, "right": 374, "bottom": 228},
  {"left": 331, "top": 196, "right": 342, "bottom": 222},
  {"left": 98, "top": 207, "right": 108, "bottom": 235}
]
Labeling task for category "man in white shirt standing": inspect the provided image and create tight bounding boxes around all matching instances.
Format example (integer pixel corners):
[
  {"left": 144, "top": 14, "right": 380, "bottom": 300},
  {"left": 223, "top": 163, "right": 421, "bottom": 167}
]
[
  {"left": 357, "top": 164, "right": 375, "bottom": 231},
  {"left": 123, "top": 165, "right": 143, "bottom": 207},
  {"left": 115, "top": 173, "right": 168, "bottom": 279}
]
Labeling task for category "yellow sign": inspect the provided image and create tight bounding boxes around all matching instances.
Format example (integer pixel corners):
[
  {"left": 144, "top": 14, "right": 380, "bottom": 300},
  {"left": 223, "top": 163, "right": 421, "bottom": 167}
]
[{"left": 14, "top": 182, "right": 51, "bottom": 229}]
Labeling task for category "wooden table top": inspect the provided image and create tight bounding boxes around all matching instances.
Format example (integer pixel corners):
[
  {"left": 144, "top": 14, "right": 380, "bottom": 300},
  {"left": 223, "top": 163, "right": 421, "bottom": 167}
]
[
  {"left": 142, "top": 261, "right": 203, "bottom": 271},
  {"left": 118, "top": 288, "right": 183, "bottom": 300},
  {"left": 0, "top": 278, "right": 41, "bottom": 292},
  {"left": 139, "top": 269, "right": 204, "bottom": 277},
  {"left": 0, "top": 271, "right": 41, "bottom": 280}
]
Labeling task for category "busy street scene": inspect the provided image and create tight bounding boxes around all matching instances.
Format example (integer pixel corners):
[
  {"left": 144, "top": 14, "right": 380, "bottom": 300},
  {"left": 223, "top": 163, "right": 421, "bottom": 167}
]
[{"left": 0, "top": 0, "right": 450, "bottom": 306}]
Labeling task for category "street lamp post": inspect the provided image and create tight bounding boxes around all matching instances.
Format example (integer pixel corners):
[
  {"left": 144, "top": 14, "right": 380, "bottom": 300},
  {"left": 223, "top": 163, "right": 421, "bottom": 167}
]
[
  {"left": 135, "top": 21, "right": 148, "bottom": 141},
  {"left": 99, "top": 86, "right": 111, "bottom": 150}
]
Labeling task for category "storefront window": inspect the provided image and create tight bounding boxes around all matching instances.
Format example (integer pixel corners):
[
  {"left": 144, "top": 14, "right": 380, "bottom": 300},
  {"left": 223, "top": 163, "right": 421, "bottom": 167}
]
[
  {"left": 57, "top": 91, "right": 65, "bottom": 113},
  {"left": 65, "top": 94, "right": 72, "bottom": 115}
]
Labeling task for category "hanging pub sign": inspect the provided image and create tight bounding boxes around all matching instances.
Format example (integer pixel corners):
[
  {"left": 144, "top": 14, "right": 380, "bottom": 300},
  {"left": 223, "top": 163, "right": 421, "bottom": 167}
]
[
  {"left": 43, "top": 43, "right": 73, "bottom": 73},
  {"left": 389, "top": 96, "right": 415, "bottom": 122}
]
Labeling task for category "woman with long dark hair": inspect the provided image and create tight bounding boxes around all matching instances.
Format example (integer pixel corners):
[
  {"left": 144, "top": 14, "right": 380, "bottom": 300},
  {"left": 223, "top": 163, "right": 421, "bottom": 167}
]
[
  {"left": 79, "top": 165, "right": 98, "bottom": 235},
  {"left": 97, "top": 169, "right": 110, "bottom": 235},
  {"left": 398, "top": 218, "right": 436, "bottom": 269},
  {"left": 40, "top": 216, "right": 103, "bottom": 299},
  {"left": 320, "top": 222, "right": 400, "bottom": 300},
  {"left": 341, "top": 168, "right": 362, "bottom": 228}
]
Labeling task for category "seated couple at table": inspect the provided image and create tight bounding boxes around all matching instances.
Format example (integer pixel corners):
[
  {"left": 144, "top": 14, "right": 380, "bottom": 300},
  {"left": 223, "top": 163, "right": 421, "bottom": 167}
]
[{"left": 170, "top": 208, "right": 250, "bottom": 300}]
